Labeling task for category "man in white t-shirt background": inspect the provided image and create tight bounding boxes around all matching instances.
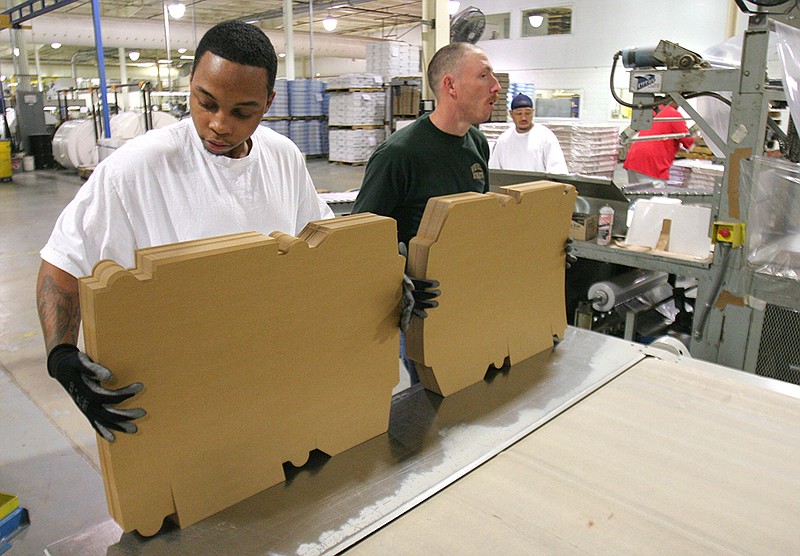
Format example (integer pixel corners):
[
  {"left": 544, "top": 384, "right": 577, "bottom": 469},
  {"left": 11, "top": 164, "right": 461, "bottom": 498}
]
[
  {"left": 36, "top": 20, "right": 333, "bottom": 442},
  {"left": 488, "top": 93, "right": 568, "bottom": 174}
]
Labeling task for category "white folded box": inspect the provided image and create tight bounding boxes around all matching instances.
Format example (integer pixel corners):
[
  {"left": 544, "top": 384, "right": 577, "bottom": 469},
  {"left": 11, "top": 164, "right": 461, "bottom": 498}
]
[{"left": 624, "top": 199, "right": 712, "bottom": 258}]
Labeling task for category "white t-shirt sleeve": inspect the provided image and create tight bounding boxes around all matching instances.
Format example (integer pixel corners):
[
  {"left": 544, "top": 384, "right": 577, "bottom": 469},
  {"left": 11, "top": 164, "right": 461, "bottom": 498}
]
[
  {"left": 40, "top": 163, "right": 137, "bottom": 278},
  {"left": 293, "top": 161, "right": 334, "bottom": 235},
  {"left": 488, "top": 140, "right": 502, "bottom": 169},
  {"left": 544, "top": 131, "right": 569, "bottom": 174}
]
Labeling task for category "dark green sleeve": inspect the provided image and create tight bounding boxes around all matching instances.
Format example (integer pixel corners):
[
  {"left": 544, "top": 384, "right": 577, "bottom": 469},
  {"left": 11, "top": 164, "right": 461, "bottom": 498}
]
[{"left": 353, "top": 144, "right": 406, "bottom": 216}]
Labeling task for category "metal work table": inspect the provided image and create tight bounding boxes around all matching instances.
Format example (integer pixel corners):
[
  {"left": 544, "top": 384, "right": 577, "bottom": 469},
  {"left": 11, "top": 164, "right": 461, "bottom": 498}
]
[
  {"left": 572, "top": 238, "right": 712, "bottom": 278},
  {"left": 37, "top": 327, "right": 644, "bottom": 555}
]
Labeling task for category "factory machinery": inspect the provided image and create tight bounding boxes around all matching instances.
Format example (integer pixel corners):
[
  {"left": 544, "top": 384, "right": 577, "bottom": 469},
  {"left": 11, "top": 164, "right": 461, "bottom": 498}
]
[
  {"left": 498, "top": 0, "right": 800, "bottom": 386},
  {"left": 606, "top": 0, "right": 800, "bottom": 384}
]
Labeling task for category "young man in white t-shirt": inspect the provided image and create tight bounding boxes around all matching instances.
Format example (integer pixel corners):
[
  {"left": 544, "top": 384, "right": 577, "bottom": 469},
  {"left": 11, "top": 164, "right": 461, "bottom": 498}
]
[
  {"left": 488, "top": 93, "right": 568, "bottom": 174},
  {"left": 36, "top": 20, "right": 333, "bottom": 442}
]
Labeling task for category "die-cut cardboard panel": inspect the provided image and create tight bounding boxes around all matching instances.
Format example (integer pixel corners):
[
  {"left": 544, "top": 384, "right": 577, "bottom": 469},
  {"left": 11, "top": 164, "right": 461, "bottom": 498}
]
[
  {"left": 406, "top": 182, "right": 577, "bottom": 397},
  {"left": 80, "top": 215, "right": 404, "bottom": 536}
]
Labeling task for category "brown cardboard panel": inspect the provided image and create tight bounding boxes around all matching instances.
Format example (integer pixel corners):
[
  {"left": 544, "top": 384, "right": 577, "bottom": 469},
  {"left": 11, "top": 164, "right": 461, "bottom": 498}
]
[
  {"left": 406, "top": 182, "right": 577, "bottom": 396},
  {"left": 79, "top": 215, "right": 405, "bottom": 536}
]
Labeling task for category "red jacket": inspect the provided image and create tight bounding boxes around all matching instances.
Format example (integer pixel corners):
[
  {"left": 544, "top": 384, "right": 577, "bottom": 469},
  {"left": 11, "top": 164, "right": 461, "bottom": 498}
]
[{"left": 623, "top": 105, "right": 694, "bottom": 180}]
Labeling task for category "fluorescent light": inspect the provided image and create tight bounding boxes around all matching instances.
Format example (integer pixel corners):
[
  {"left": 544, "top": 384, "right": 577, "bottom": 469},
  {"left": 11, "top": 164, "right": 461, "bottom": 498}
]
[
  {"left": 449, "top": 1, "right": 460, "bottom": 15},
  {"left": 129, "top": 51, "right": 140, "bottom": 61},
  {"left": 322, "top": 15, "right": 338, "bottom": 31},
  {"left": 179, "top": 55, "right": 194, "bottom": 60},
  {"left": 50, "top": 42, "right": 62, "bottom": 49},
  {"left": 158, "top": 59, "right": 172, "bottom": 64},
  {"left": 528, "top": 14, "right": 544, "bottom": 28},
  {"left": 167, "top": 2, "right": 186, "bottom": 19}
]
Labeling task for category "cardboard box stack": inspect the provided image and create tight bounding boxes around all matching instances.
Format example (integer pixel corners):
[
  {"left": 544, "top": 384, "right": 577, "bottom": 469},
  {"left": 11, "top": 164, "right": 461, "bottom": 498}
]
[
  {"left": 366, "top": 41, "right": 420, "bottom": 82},
  {"left": 268, "top": 79, "right": 290, "bottom": 118},
  {"left": 479, "top": 122, "right": 512, "bottom": 150},
  {"left": 289, "top": 79, "right": 327, "bottom": 117},
  {"left": 329, "top": 128, "right": 385, "bottom": 164},
  {"left": 329, "top": 92, "right": 386, "bottom": 126},
  {"left": 260, "top": 120, "right": 289, "bottom": 137},
  {"left": 327, "top": 73, "right": 386, "bottom": 164},
  {"left": 668, "top": 159, "right": 723, "bottom": 192},
  {"left": 392, "top": 80, "right": 421, "bottom": 117},
  {"left": 488, "top": 73, "right": 510, "bottom": 122},
  {"left": 547, "top": 124, "right": 620, "bottom": 178},
  {"left": 289, "top": 119, "right": 328, "bottom": 156}
]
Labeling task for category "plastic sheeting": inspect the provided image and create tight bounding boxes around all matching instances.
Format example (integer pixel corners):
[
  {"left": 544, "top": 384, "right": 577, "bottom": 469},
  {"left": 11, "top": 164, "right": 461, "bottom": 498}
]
[
  {"left": 742, "top": 156, "right": 800, "bottom": 280},
  {"left": 775, "top": 21, "right": 800, "bottom": 138}
]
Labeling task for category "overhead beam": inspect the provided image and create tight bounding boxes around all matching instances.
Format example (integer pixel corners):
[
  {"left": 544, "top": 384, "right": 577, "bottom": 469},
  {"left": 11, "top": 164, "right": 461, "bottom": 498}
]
[{"left": 2, "top": 0, "right": 80, "bottom": 25}]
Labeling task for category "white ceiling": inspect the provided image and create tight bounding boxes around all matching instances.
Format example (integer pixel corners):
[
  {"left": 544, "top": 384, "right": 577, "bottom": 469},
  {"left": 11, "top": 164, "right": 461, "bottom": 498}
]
[{"left": 3, "top": 1, "right": 423, "bottom": 66}]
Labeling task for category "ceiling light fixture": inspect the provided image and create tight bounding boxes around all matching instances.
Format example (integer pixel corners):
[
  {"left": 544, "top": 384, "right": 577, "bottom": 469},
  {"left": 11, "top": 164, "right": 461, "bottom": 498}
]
[
  {"left": 278, "top": 52, "right": 286, "bottom": 58},
  {"left": 322, "top": 13, "right": 338, "bottom": 32},
  {"left": 528, "top": 14, "right": 544, "bottom": 28},
  {"left": 13, "top": 47, "right": 19, "bottom": 57},
  {"left": 50, "top": 42, "right": 62, "bottom": 49},
  {"left": 129, "top": 51, "right": 140, "bottom": 61},
  {"left": 178, "top": 47, "right": 187, "bottom": 54},
  {"left": 449, "top": 1, "right": 460, "bottom": 15},
  {"left": 167, "top": 2, "right": 186, "bottom": 19}
]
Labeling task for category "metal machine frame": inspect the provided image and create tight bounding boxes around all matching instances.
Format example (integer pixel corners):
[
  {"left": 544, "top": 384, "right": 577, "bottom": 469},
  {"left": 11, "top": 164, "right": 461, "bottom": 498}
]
[{"left": 602, "top": 3, "right": 800, "bottom": 376}]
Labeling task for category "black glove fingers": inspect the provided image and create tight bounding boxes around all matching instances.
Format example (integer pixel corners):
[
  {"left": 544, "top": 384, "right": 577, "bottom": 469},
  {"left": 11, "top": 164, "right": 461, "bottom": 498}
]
[
  {"left": 413, "top": 289, "right": 440, "bottom": 302},
  {"left": 77, "top": 352, "right": 113, "bottom": 381},
  {"left": 411, "top": 278, "right": 439, "bottom": 290},
  {"left": 98, "top": 415, "right": 140, "bottom": 434},
  {"left": 81, "top": 376, "right": 143, "bottom": 403},
  {"left": 104, "top": 405, "right": 147, "bottom": 421},
  {"left": 93, "top": 421, "right": 118, "bottom": 443}
]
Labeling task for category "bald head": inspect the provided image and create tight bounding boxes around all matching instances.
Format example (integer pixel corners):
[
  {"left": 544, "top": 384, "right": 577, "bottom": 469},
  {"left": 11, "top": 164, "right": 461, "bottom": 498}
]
[{"left": 427, "top": 42, "right": 484, "bottom": 98}]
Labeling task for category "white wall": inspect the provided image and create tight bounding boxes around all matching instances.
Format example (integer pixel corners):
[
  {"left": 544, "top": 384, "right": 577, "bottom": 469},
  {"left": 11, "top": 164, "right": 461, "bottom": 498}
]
[{"left": 468, "top": 0, "right": 737, "bottom": 123}]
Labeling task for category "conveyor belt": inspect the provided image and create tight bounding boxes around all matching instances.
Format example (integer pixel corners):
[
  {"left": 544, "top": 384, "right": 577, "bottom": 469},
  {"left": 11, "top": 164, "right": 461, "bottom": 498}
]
[{"left": 46, "top": 328, "right": 645, "bottom": 555}]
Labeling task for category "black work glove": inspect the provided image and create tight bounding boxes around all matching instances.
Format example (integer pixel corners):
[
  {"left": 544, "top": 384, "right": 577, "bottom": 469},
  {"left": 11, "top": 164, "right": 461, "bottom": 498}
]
[
  {"left": 565, "top": 237, "right": 577, "bottom": 269},
  {"left": 47, "top": 344, "right": 146, "bottom": 442},
  {"left": 398, "top": 243, "right": 440, "bottom": 333}
]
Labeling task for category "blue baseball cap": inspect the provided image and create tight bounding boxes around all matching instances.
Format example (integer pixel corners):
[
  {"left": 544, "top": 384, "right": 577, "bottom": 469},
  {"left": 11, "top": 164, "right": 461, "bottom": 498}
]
[{"left": 510, "top": 93, "right": 533, "bottom": 110}]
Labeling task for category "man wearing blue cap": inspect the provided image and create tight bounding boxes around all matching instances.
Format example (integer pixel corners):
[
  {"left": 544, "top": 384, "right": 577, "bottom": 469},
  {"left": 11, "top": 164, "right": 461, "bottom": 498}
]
[{"left": 489, "top": 93, "right": 568, "bottom": 174}]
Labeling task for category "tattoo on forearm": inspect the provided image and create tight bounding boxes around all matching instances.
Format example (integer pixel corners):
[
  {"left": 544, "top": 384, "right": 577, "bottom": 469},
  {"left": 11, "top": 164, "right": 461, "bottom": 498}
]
[{"left": 37, "top": 274, "right": 81, "bottom": 352}]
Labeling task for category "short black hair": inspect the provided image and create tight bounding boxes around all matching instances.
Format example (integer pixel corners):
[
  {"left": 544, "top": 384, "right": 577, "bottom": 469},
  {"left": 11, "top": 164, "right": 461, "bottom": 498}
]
[
  {"left": 426, "top": 42, "right": 480, "bottom": 97},
  {"left": 192, "top": 20, "right": 278, "bottom": 94}
]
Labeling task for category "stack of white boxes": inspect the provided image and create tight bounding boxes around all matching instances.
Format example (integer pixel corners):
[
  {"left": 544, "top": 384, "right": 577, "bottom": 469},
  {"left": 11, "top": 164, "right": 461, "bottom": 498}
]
[
  {"left": 547, "top": 124, "right": 620, "bottom": 178},
  {"left": 478, "top": 122, "right": 512, "bottom": 151},
  {"left": 327, "top": 73, "right": 386, "bottom": 164},
  {"left": 668, "top": 159, "right": 723, "bottom": 191},
  {"left": 329, "top": 92, "right": 385, "bottom": 126},
  {"left": 365, "top": 42, "right": 420, "bottom": 82},
  {"left": 329, "top": 128, "right": 385, "bottom": 164}
]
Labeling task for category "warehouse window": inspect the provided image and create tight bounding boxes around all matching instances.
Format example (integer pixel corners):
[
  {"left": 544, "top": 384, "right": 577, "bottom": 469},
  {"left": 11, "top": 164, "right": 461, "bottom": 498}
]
[
  {"left": 535, "top": 89, "right": 581, "bottom": 118},
  {"left": 522, "top": 6, "right": 573, "bottom": 37},
  {"left": 483, "top": 13, "right": 510, "bottom": 40}
]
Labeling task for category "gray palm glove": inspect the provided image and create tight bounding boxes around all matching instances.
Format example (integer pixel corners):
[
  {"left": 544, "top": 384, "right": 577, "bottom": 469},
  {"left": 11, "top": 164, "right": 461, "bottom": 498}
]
[
  {"left": 48, "top": 344, "right": 146, "bottom": 442},
  {"left": 398, "top": 243, "right": 440, "bottom": 333},
  {"left": 565, "top": 237, "right": 577, "bottom": 269}
]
